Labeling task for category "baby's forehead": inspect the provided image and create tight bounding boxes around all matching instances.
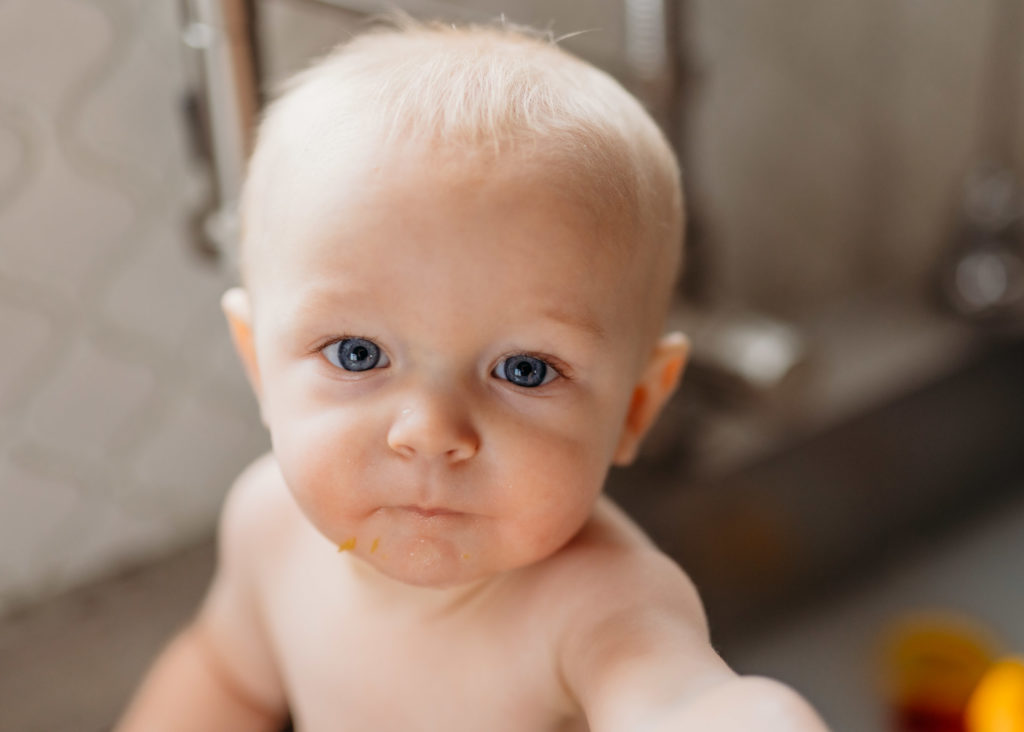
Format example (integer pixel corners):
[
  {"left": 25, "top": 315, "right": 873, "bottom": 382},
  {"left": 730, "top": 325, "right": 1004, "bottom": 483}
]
[
  {"left": 243, "top": 136, "right": 670, "bottom": 353},
  {"left": 247, "top": 133, "right": 638, "bottom": 272},
  {"left": 239, "top": 26, "right": 682, "bottom": 329}
]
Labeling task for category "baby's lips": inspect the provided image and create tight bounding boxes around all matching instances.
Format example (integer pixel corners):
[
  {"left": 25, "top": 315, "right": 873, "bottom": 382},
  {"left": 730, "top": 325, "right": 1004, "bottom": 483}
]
[{"left": 397, "top": 505, "right": 462, "bottom": 518}]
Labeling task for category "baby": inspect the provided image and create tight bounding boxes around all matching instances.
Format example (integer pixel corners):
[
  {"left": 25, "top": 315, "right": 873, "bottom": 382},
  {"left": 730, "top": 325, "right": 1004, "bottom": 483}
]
[{"left": 119, "top": 19, "right": 828, "bottom": 732}]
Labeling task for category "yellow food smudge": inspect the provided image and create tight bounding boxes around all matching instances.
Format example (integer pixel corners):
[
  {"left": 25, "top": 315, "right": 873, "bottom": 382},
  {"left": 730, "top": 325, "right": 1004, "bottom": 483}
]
[
  {"left": 336, "top": 537, "right": 357, "bottom": 553},
  {"left": 371, "top": 537, "right": 380, "bottom": 554},
  {"left": 461, "top": 553, "right": 471, "bottom": 560}
]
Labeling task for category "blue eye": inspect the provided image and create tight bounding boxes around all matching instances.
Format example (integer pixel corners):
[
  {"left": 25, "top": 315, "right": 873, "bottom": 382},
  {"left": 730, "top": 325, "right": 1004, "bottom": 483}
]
[
  {"left": 322, "top": 338, "right": 388, "bottom": 372},
  {"left": 494, "top": 355, "right": 556, "bottom": 388}
]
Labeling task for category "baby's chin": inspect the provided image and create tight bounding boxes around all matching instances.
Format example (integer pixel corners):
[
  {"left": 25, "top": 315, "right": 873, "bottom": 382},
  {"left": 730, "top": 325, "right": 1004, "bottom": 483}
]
[
  {"left": 360, "top": 534, "right": 486, "bottom": 588},
  {"left": 380, "top": 536, "right": 471, "bottom": 589}
]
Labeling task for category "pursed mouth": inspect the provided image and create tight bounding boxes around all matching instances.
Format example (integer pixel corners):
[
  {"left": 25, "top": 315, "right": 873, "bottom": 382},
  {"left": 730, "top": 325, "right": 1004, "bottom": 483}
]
[{"left": 396, "top": 505, "right": 462, "bottom": 518}]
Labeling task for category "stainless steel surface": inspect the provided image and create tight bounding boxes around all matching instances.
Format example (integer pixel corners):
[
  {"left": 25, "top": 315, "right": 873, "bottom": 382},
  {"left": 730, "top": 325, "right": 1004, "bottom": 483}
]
[
  {"left": 674, "top": 308, "right": 809, "bottom": 400},
  {"left": 609, "top": 335, "right": 1024, "bottom": 639}
]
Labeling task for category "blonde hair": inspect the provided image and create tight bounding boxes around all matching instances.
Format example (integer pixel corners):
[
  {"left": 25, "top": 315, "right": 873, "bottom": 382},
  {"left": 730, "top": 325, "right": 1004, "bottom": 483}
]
[{"left": 241, "top": 18, "right": 684, "bottom": 328}]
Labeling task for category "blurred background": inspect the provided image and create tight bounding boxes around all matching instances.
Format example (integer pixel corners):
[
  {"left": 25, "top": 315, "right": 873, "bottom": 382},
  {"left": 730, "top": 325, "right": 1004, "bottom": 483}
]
[{"left": 1, "top": 0, "right": 1023, "bottom": 730}]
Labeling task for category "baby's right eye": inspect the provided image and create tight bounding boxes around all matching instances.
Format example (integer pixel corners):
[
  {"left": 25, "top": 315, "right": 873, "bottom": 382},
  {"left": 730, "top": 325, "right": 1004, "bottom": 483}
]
[{"left": 321, "top": 337, "right": 390, "bottom": 372}]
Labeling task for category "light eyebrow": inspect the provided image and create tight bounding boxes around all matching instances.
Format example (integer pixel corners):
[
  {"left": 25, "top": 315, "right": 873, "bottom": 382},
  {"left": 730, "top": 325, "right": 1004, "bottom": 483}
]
[
  {"left": 540, "top": 306, "right": 607, "bottom": 341},
  {"left": 290, "top": 286, "right": 365, "bottom": 317},
  {"left": 289, "top": 287, "right": 607, "bottom": 342}
]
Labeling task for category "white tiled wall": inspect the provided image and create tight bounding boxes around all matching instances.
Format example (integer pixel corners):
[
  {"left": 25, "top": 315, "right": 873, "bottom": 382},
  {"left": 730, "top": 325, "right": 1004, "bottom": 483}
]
[{"left": 0, "top": 0, "right": 268, "bottom": 614}]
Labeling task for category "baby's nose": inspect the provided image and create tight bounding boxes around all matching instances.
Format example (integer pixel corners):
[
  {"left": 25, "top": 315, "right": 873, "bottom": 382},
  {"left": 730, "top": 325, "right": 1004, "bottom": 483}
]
[{"left": 386, "top": 392, "right": 480, "bottom": 463}]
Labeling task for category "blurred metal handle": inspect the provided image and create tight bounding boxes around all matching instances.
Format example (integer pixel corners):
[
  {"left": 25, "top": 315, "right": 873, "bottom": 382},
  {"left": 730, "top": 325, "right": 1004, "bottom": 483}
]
[
  {"left": 180, "top": 0, "right": 260, "bottom": 260},
  {"left": 178, "top": 0, "right": 493, "bottom": 263},
  {"left": 623, "top": 0, "right": 684, "bottom": 147}
]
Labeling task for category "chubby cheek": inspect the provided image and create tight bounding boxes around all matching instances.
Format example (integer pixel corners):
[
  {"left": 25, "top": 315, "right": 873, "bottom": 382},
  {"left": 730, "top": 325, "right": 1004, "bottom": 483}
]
[
  {"left": 491, "top": 423, "right": 609, "bottom": 562},
  {"left": 268, "top": 407, "right": 379, "bottom": 540}
]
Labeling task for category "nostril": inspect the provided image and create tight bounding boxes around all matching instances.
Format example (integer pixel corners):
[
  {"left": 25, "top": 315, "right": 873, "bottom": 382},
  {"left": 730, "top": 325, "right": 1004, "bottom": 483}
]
[
  {"left": 394, "top": 444, "right": 415, "bottom": 458},
  {"left": 446, "top": 439, "right": 479, "bottom": 462}
]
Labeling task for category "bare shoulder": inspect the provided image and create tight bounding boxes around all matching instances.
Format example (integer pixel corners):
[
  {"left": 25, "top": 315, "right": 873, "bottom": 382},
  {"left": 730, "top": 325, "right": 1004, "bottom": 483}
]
[
  {"left": 536, "top": 496, "right": 707, "bottom": 632},
  {"left": 536, "top": 497, "right": 736, "bottom": 727},
  {"left": 541, "top": 511, "right": 831, "bottom": 732},
  {"left": 217, "top": 451, "right": 303, "bottom": 575},
  {"left": 221, "top": 451, "right": 296, "bottom": 532},
  {"left": 188, "top": 452, "right": 296, "bottom": 714}
]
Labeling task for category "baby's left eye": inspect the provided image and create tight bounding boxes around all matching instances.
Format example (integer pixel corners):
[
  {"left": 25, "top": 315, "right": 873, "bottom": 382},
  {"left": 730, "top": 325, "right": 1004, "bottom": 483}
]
[
  {"left": 321, "top": 337, "right": 390, "bottom": 372},
  {"left": 493, "top": 355, "right": 558, "bottom": 388}
]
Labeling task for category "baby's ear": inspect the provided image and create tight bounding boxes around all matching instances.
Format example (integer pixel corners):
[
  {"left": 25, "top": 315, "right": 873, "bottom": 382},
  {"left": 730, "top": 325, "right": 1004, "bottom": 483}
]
[
  {"left": 221, "top": 288, "right": 262, "bottom": 402},
  {"left": 612, "top": 332, "right": 689, "bottom": 466}
]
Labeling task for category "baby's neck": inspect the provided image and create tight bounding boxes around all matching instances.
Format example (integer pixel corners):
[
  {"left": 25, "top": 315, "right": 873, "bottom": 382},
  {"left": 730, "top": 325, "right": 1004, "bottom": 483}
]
[{"left": 340, "top": 552, "right": 500, "bottom": 616}]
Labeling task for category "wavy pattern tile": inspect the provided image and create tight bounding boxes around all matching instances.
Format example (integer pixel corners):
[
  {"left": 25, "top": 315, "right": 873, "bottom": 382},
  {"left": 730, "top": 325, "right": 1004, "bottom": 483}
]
[{"left": 0, "top": 0, "right": 268, "bottom": 615}]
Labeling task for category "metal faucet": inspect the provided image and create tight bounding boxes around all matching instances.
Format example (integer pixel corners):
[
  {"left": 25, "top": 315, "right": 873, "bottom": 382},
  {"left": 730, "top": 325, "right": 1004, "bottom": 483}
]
[{"left": 179, "top": 0, "right": 260, "bottom": 264}]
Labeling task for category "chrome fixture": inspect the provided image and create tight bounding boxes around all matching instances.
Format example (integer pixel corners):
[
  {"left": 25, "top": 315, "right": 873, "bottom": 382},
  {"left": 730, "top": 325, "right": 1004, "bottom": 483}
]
[{"left": 179, "top": 0, "right": 260, "bottom": 265}]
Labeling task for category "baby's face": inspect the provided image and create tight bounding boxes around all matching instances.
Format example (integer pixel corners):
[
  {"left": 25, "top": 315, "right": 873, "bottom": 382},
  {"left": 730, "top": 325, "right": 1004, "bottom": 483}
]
[{"left": 242, "top": 140, "right": 659, "bottom": 588}]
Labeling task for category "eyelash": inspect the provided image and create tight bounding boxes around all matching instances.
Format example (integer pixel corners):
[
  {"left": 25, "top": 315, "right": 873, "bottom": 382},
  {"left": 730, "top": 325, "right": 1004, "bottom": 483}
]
[
  {"left": 311, "top": 337, "right": 573, "bottom": 382},
  {"left": 496, "top": 351, "right": 572, "bottom": 382},
  {"left": 309, "top": 334, "right": 383, "bottom": 356}
]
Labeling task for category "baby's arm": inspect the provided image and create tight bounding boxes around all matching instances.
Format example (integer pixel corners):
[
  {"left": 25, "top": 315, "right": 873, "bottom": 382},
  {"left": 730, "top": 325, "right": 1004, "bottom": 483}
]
[
  {"left": 558, "top": 547, "right": 829, "bottom": 732},
  {"left": 117, "top": 456, "right": 288, "bottom": 732},
  {"left": 115, "top": 623, "right": 283, "bottom": 732}
]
